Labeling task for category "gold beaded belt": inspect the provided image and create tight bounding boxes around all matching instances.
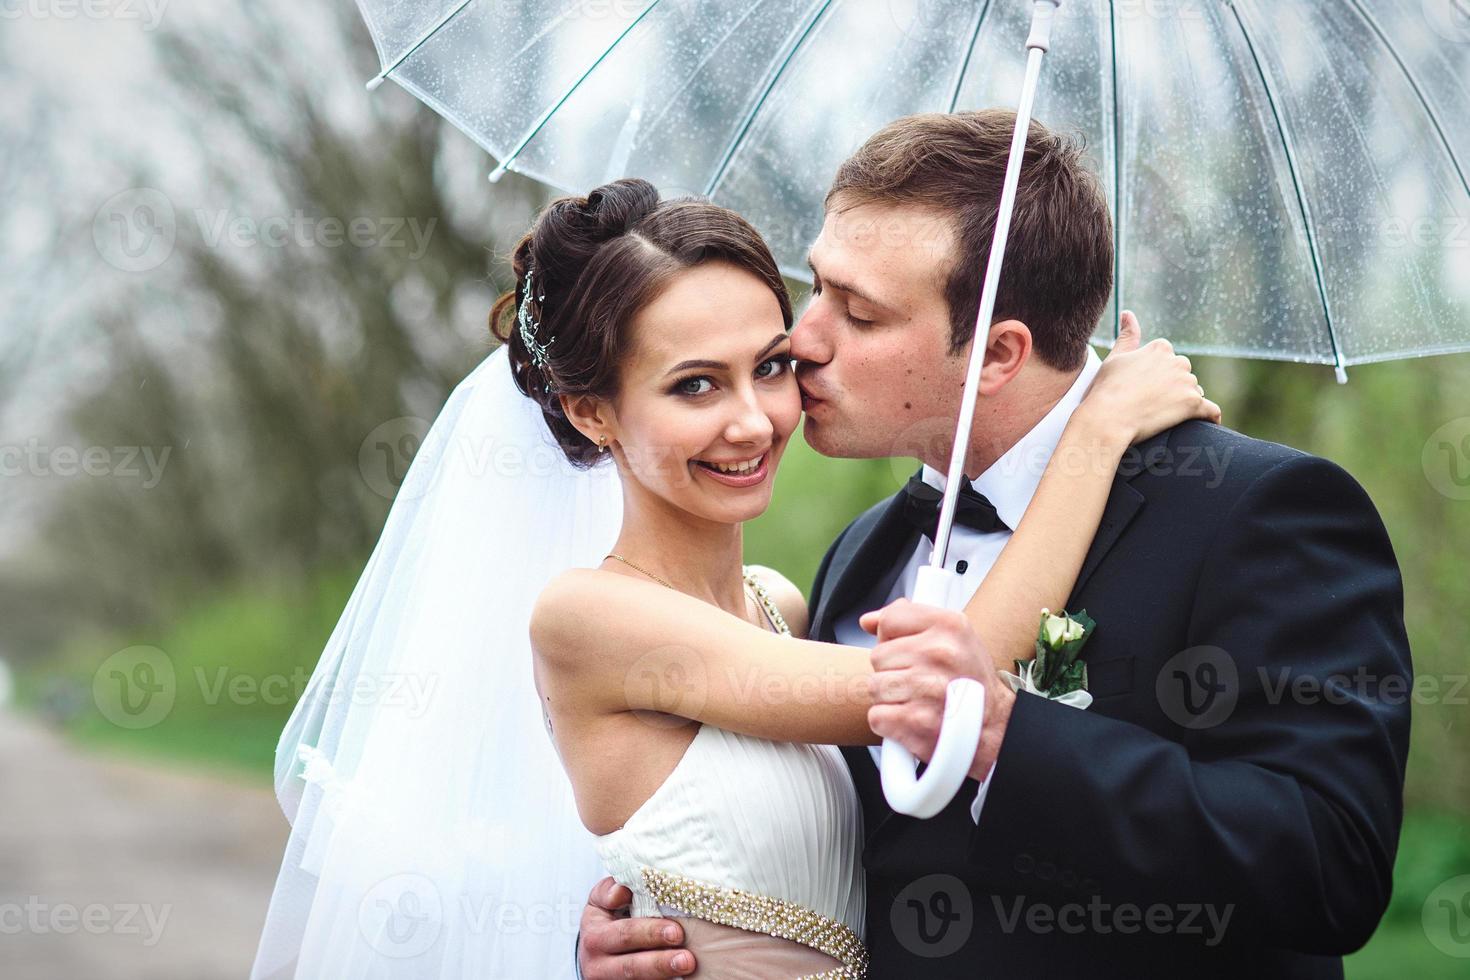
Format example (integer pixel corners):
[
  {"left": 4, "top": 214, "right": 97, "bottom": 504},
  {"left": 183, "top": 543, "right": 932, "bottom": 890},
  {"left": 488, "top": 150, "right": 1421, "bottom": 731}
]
[{"left": 640, "top": 866, "right": 868, "bottom": 979}]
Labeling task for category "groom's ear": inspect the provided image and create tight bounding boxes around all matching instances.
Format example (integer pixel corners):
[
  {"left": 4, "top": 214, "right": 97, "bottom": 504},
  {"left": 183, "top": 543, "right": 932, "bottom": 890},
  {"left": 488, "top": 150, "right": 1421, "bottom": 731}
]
[
  {"left": 977, "top": 319, "right": 1033, "bottom": 396},
  {"left": 560, "top": 392, "right": 614, "bottom": 446}
]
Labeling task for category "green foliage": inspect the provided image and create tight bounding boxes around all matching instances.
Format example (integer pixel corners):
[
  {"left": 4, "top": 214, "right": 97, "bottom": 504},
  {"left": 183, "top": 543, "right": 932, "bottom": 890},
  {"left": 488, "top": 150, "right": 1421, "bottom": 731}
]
[
  {"left": 20, "top": 566, "right": 359, "bottom": 781},
  {"left": 1345, "top": 811, "right": 1470, "bottom": 977},
  {"left": 1195, "top": 353, "right": 1470, "bottom": 817},
  {"left": 743, "top": 425, "right": 899, "bottom": 591}
]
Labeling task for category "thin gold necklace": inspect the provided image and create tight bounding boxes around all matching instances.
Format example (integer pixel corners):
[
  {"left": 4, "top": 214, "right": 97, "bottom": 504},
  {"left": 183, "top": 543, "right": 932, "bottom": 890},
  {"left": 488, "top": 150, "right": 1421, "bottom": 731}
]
[
  {"left": 604, "top": 553, "right": 675, "bottom": 590},
  {"left": 604, "top": 553, "right": 772, "bottom": 632}
]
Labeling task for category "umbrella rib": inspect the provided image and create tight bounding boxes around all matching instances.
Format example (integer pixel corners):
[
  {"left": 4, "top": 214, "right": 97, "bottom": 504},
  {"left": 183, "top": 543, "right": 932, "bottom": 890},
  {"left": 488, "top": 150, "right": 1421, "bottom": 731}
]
[
  {"left": 1343, "top": 0, "right": 1470, "bottom": 202},
  {"left": 702, "top": 0, "right": 837, "bottom": 198},
  {"left": 1108, "top": 0, "right": 1123, "bottom": 341},
  {"left": 945, "top": 0, "right": 994, "bottom": 113},
  {"left": 365, "top": 0, "right": 476, "bottom": 91},
  {"left": 489, "top": 0, "right": 669, "bottom": 182},
  {"left": 1228, "top": 2, "right": 1347, "bottom": 382}
]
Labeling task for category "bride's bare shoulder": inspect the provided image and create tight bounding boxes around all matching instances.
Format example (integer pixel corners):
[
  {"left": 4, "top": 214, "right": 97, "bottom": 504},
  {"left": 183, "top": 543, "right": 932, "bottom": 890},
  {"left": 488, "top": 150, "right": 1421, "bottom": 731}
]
[
  {"left": 532, "top": 568, "right": 624, "bottom": 656},
  {"left": 744, "top": 564, "right": 810, "bottom": 639},
  {"left": 531, "top": 568, "right": 677, "bottom": 661}
]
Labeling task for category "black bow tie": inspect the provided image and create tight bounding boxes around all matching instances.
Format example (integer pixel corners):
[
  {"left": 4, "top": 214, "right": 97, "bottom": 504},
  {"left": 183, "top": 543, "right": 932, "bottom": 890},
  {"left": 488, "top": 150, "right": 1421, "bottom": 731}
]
[{"left": 900, "top": 473, "right": 1008, "bottom": 542}]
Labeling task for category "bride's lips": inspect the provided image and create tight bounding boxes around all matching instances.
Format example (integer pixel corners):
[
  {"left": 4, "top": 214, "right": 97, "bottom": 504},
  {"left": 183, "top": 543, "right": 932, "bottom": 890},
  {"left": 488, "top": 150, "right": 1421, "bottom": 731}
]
[{"left": 692, "top": 452, "right": 770, "bottom": 488}]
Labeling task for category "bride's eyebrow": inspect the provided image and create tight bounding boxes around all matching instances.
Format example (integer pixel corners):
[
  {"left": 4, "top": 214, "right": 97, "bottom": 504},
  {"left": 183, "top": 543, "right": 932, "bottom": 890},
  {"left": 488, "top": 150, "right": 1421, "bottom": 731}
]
[{"left": 664, "top": 333, "right": 789, "bottom": 376}]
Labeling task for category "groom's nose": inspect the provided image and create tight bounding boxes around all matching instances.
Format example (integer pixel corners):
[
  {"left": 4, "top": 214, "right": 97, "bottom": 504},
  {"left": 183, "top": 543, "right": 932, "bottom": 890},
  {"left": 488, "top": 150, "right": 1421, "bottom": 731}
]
[{"left": 790, "top": 301, "right": 833, "bottom": 367}]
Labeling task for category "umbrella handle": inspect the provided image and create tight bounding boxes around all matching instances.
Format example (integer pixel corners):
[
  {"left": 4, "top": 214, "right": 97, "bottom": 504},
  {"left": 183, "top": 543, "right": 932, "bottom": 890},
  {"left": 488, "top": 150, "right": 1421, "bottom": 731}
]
[{"left": 879, "top": 565, "right": 987, "bottom": 819}]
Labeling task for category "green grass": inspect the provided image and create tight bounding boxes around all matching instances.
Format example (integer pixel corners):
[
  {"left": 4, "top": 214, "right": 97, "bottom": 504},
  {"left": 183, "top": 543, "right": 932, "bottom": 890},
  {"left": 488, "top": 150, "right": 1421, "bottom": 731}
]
[
  {"left": 1346, "top": 917, "right": 1466, "bottom": 979},
  {"left": 17, "top": 565, "right": 360, "bottom": 782},
  {"left": 1346, "top": 811, "right": 1470, "bottom": 978}
]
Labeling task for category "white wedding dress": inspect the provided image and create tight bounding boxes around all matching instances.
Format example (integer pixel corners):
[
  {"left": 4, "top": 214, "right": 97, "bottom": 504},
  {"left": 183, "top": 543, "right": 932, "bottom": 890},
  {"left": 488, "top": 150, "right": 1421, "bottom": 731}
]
[
  {"left": 589, "top": 569, "right": 869, "bottom": 979},
  {"left": 253, "top": 348, "right": 867, "bottom": 979}
]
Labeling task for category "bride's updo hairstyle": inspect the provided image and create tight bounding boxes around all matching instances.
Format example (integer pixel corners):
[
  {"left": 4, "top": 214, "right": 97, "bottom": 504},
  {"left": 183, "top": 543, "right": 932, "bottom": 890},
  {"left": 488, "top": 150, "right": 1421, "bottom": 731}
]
[{"left": 491, "top": 178, "right": 792, "bottom": 468}]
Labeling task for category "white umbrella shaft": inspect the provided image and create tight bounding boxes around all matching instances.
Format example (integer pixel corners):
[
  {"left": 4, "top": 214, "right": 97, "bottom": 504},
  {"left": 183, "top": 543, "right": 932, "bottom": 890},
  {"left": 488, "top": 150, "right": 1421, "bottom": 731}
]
[
  {"left": 881, "top": 0, "right": 1059, "bottom": 818},
  {"left": 931, "top": 14, "right": 1054, "bottom": 569}
]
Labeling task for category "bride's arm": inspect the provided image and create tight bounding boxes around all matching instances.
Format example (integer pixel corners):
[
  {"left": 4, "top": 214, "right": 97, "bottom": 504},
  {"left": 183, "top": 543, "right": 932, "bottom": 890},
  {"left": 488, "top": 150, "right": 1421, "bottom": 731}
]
[
  {"left": 532, "top": 568, "right": 876, "bottom": 746},
  {"left": 962, "top": 319, "right": 1221, "bottom": 670}
]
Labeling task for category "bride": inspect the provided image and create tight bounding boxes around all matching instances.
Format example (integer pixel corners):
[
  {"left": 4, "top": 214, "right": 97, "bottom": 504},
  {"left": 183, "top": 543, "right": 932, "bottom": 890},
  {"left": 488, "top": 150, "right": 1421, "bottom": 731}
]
[{"left": 250, "top": 178, "right": 1215, "bottom": 979}]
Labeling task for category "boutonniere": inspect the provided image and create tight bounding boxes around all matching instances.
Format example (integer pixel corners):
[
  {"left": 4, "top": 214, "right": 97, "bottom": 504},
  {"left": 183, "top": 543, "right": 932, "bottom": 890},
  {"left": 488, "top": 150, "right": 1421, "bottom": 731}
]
[{"left": 999, "top": 608, "right": 1096, "bottom": 709}]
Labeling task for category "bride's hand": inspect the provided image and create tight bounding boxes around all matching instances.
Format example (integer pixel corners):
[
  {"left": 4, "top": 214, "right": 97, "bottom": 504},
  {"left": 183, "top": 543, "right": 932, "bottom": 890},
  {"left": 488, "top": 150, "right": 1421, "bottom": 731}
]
[{"left": 1076, "top": 311, "right": 1222, "bottom": 446}]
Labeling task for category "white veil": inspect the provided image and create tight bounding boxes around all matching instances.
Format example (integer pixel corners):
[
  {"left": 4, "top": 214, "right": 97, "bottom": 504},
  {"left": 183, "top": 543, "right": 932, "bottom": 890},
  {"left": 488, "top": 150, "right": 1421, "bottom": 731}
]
[{"left": 250, "top": 343, "right": 622, "bottom": 979}]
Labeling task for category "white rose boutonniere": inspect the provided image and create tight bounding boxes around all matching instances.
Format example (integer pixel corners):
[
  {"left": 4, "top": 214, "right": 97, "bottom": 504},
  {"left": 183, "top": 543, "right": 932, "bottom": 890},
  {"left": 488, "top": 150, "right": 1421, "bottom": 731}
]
[{"left": 999, "top": 608, "right": 1096, "bottom": 709}]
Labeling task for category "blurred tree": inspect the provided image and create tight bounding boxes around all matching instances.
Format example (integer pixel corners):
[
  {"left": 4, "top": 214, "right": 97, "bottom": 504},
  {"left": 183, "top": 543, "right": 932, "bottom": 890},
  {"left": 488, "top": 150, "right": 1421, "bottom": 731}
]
[{"left": 2, "top": 2, "right": 550, "bottom": 651}]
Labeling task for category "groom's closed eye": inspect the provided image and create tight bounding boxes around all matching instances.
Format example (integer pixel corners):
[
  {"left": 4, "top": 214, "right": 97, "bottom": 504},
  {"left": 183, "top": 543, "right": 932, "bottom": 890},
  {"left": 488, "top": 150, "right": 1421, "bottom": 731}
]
[{"left": 806, "top": 259, "right": 882, "bottom": 327}]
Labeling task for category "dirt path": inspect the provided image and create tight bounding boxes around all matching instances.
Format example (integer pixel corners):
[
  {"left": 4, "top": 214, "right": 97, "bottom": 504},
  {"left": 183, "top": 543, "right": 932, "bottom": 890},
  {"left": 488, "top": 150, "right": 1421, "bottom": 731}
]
[{"left": 0, "top": 708, "right": 289, "bottom": 979}]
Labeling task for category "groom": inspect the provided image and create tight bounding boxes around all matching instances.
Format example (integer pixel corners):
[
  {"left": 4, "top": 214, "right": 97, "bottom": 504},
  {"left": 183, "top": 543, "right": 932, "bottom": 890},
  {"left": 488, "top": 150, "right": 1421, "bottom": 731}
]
[{"left": 578, "top": 110, "right": 1411, "bottom": 978}]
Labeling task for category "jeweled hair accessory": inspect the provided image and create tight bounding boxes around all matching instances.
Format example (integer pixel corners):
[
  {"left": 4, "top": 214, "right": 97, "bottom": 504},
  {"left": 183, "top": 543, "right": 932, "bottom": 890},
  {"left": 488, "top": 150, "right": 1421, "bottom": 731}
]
[{"left": 517, "top": 265, "right": 554, "bottom": 383}]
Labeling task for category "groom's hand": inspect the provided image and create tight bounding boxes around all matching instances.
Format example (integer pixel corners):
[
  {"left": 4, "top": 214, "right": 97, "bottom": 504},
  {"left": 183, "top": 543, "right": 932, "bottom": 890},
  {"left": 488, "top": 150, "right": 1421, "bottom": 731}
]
[
  {"left": 861, "top": 598, "right": 1016, "bottom": 782},
  {"left": 578, "top": 877, "right": 695, "bottom": 979}
]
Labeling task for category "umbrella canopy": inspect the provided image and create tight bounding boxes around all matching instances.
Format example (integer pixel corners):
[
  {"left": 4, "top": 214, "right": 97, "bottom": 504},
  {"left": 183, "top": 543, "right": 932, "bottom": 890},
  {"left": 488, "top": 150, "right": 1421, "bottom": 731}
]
[{"left": 356, "top": 0, "right": 1470, "bottom": 378}]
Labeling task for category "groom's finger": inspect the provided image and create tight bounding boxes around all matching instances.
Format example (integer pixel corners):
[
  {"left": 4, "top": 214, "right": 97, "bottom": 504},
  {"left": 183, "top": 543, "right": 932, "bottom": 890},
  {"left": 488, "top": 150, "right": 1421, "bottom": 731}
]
[
  {"left": 582, "top": 948, "right": 695, "bottom": 980},
  {"left": 868, "top": 635, "right": 924, "bottom": 673},
  {"left": 866, "top": 597, "right": 965, "bottom": 642},
  {"left": 581, "top": 914, "right": 695, "bottom": 980},
  {"left": 588, "top": 876, "right": 633, "bottom": 913},
  {"left": 587, "top": 916, "right": 685, "bottom": 953},
  {"left": 868, "top": 667, "right": 950, "bottom": 705}
]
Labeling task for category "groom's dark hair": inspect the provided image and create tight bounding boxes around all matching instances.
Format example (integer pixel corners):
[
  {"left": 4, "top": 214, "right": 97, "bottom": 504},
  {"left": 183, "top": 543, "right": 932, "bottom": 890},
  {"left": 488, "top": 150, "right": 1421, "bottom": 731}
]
[{"left": 826, "top": 110, "right": 1112, "bottom": 372}]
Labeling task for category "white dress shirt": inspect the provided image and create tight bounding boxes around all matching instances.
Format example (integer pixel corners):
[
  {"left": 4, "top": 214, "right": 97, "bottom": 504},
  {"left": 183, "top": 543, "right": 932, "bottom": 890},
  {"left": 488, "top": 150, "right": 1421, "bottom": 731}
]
[{"left": 833, "top": 347, "right": 1103, "bottom": 822}]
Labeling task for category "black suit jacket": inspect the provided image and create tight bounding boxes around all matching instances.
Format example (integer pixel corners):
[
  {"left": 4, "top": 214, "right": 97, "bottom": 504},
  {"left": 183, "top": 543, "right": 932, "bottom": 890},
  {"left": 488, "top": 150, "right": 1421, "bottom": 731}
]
[{"left": 809, "top": 422, "right": 1411, "bottom": 979}]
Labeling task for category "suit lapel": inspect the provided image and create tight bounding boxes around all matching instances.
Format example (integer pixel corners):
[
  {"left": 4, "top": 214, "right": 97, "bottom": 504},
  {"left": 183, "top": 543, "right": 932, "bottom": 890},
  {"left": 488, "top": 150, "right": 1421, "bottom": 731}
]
[
  {"left": 811, "top": 471, "right": 923, "bottom": 642},
  {"left": 1063, "top": 431, "right": 1171, "bottom": 604},
  {"left": 1067, "top": 478, "right": 1146, "bottom": 605}
]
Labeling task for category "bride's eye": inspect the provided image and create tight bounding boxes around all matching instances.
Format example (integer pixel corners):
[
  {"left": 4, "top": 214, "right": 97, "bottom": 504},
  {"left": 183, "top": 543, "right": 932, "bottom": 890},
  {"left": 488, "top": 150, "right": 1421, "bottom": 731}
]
[
  {"left": 673, "top": 376, "right": 713, "bottom": 396},
  {"left": 756, "top": 356, "right": 789, "bottom": 379}
]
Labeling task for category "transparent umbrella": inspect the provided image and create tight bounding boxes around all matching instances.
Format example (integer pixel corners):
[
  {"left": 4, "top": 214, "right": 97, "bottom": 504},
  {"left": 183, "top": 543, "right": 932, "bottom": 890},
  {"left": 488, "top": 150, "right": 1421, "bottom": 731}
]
[
  {"left": 356, "top": 0, "right": 1470, "bottom": 379},
  {"left": 353, "top": 0, "right": 1470, "bottom": 815}
]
